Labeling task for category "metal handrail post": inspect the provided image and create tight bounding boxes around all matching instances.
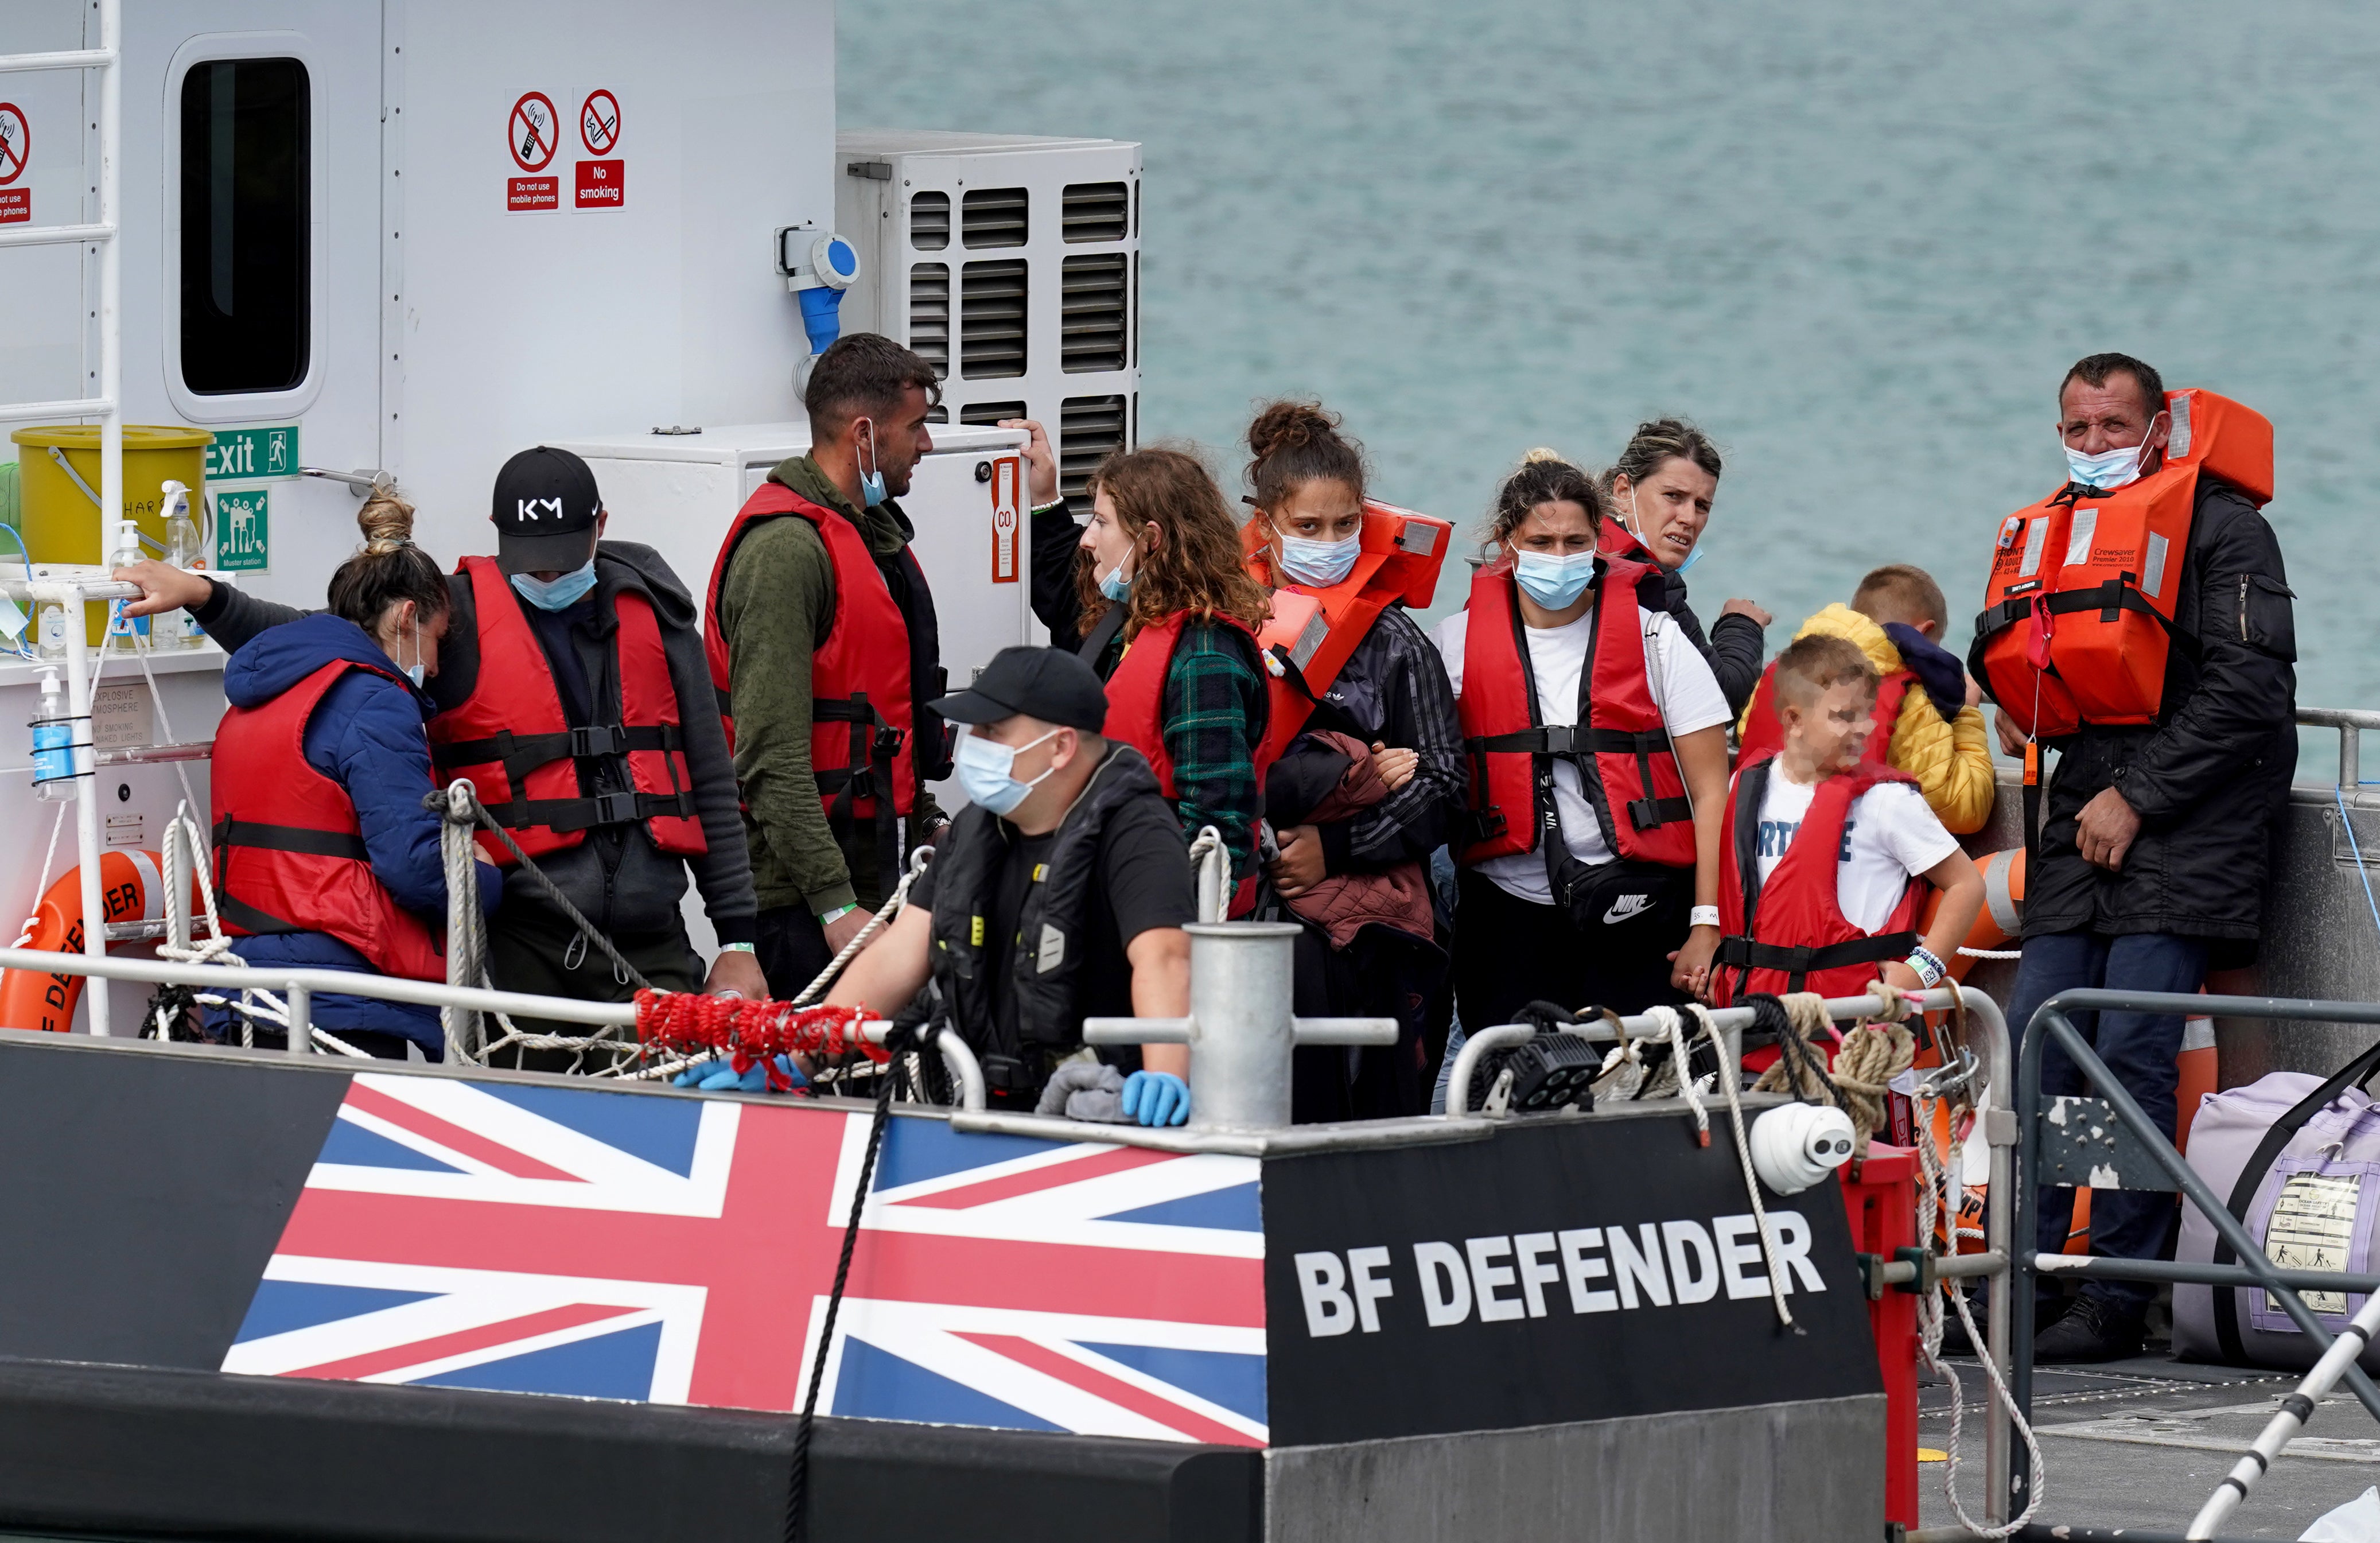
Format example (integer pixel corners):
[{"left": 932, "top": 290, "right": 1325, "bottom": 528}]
[
  {"left": 283, "top": 984, "right": 310, "bottom": 1056},
  {"left": 1952, "top": 982, "right": 2017, "bottom": 1528},
  {"left": 60, "top": 597, "right": 107, "bottom": 1035}
]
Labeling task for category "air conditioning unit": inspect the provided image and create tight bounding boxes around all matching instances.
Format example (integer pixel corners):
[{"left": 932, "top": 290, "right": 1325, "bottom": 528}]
[{"left": 835, "top": 131, "right": 1140, "bottom": 501}]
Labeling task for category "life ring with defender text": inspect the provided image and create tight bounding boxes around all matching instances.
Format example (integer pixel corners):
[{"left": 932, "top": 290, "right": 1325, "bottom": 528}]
[{"left": 0, "top": 850, "right": 170, "bottom": 1033}]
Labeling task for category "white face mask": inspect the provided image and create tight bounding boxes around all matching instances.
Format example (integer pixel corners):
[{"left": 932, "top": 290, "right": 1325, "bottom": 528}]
[
  {"left": 1275, "top": 530, "right": 1361, "bottom": 588},
  {"left": 2062, "top": 411, "right": 2165, "bottom": 491}
]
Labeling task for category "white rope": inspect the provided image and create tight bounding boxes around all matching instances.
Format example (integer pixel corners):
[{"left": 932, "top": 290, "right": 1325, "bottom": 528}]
[
  {"left": 1640, "top": 1005, "right": 1710, "bottom": 1143},
  {"left": 437, "top": 782, "right": 488, "bottom": 1065},
  {"left": 1958, "top": 946, "right": 2023, "bottom": 961},
  {"left": 11, "top": 800, "right": 67, "bottom": 948},
  {"left": 1914, "top": 1081, "right": 2044, "bottom": 1537},
  {"left": 1684, "top": 1002, "right": 1796, "bottom": 1330}
]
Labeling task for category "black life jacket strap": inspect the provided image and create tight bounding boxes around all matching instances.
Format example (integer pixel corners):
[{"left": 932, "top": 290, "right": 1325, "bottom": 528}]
[
  {"left": 434, "top": 722, "right": 682, "bottom": 769},
  {"left": 1713, "top": 930, "right": 1919, "bottom": 994},
  {"left": 817, "top": 691, "right": 904, "bottom": 895},
  {"left": 1465, "top": 726, "right": 1673, "bottom": 757},
  {"left": 213, "top": 815, "right": 369, "bottom": 863}
]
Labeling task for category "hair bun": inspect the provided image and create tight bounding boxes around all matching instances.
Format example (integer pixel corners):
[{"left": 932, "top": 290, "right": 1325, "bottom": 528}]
[
  {"left": 1246, "top": 399, "right": 1340, "bottom": 461},
  {"left": 356, "top": 490, "right": 418, "bottom": 557},
  {"left": 1522, "top": 446, "right": 1567, "bottom": 464}
]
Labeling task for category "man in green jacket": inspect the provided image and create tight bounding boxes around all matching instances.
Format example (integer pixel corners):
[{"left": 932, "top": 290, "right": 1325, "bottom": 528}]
[{"left": 705, "top": 334, "right": 952, "bottom": 998}]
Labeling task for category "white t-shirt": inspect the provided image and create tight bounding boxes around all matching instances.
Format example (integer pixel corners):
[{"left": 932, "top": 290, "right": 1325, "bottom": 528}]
[
  {"left": 1430, "top": 601, "right": 1730, "bottom": 905},
  {"left": 1751, "top": 769, "right": 1959, "bottom": 933}
]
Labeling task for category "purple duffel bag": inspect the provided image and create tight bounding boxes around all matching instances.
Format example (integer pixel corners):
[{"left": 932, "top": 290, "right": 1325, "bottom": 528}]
[{"left": 2173, "top": 1047, "right": 2380, "bottom": 1373}]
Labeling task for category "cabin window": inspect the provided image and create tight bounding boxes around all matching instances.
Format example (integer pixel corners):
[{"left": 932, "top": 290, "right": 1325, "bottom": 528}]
[{"left": 178, "top": 58, "right": 310, "bottom": 395}]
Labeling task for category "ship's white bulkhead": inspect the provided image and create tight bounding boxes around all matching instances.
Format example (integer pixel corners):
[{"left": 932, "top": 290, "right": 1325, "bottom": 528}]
[{"left": 0, "top": 0, "right": 1136, "bottom": 1028}]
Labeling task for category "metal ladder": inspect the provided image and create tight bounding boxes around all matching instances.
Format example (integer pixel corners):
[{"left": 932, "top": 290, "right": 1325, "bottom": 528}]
[{"left": 0, "top": 0, "right": 124, "bottom": 1035}]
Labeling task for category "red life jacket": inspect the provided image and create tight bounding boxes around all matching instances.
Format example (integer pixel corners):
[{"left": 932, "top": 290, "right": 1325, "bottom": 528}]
[
  {"left": 1453, "top": 557, "right": 1698, "bottom": 870},
  {"left": 1738, "top": 658, "right": 1912, "bottom": 762},
  {"left": 1713, "top": 754, "right": 1923, "bottom": 1005},
  {"left": 1100, "top": 609, "right": 1287, "bottom": 916},
  {"left": 1596, "top": 519, "right": 1659, "bottom": 565},
  {"left": 1972, "top": 388, "right": 2272, "bottom": 739},
  {"left": 1241, "top": 499, "right": 1453, "bottom": 765},
  {"left": 703, "top": 483, "right": 920, "bottom": 846},
  {"left": 212, "top": 658, "right": 447, "bottom": 981},
  {"left": 430, "top": 555, "right": 705, "bottom": 867}
]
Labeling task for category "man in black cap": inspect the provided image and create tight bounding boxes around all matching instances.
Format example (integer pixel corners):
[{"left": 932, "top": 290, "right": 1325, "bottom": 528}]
[
  {"left": 118, "top": 446, "right": 767, "bottom": 1045},
  {"left": 827, "top": 646, "right": 1195, "bottom": 1125}
]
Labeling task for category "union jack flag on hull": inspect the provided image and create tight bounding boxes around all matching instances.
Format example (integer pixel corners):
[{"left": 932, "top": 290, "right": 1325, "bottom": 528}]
[{"left": 223, "top": 1074, "right": 1269, "bottom": 1446}]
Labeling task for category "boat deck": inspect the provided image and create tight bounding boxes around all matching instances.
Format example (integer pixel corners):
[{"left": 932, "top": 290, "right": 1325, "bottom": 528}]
[{"left": 1923, "top": 1346, "right": 2380, "bottom": 1537}]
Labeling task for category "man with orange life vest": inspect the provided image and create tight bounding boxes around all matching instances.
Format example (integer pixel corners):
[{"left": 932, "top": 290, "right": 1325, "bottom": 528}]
[
  {"left": 1428, "top": 452, "right": 1732, "bottom": 1032},
  {"left": 127, "top": 448, "right": 768, "bottom": 1054},
  {"left": 1236, "top": 401, "right": 1463, "bottom": 1120},
  {"left": 1713, "top": 633, "right": 1982, "bottom": 1015},
  {"left": 1972, "top": 352, "right": 2296, "bottom": 1362},
  {"left": 706, "top": 334, "right": 954, "bottom": 1000}
]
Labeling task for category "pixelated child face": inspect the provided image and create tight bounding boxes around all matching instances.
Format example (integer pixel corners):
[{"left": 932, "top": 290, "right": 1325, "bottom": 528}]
[{"left": 1784, "top": 679, "right": 1877, "bottom": 774}]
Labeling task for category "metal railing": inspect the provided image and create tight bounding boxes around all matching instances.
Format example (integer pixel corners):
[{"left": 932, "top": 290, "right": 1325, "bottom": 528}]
[
  {"left": 0, "top": 940, "right": 990, "bottom": 1111},
  {"left": 2297, "top": 706, "right": 2380, "bottom": 792},
  {"left": 0, "top": 8, "right": 122, "bottom": 1034},
  {"left": 1914, "top": 987, "right": 2380, "bottom": 1543}
]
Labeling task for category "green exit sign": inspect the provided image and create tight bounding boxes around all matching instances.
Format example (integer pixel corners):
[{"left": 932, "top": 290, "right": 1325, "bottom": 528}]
[
  {"left": 215, "top": 488, "right": 269, "bottom": 573},
  {"left": 204, "top": 425, "right": 299, "bottom": 481}
]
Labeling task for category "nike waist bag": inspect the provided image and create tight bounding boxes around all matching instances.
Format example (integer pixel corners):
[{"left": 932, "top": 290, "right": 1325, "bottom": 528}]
[{"left": 1552, "top": 854, "right": 1692, "bottom": 954}]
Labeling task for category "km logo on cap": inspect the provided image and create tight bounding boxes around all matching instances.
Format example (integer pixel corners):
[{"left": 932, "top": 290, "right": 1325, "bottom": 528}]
[{"left": 517, "top": 497, "right": 566, "bottom": 521}]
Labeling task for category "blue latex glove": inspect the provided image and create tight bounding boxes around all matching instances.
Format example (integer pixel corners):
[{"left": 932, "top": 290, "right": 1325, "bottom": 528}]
[
  {"left": 674, "top": 1054, "right": 807, "bottom": 1093},
  {"left": 1119, "top": 1070, "right": 1189, "bottom": 1128}
]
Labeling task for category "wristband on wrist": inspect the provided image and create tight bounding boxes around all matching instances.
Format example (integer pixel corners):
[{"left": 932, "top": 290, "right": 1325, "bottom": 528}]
[
  {"left": 1688, "top": 905, "right": 1721, "bottom": 930},
  {"left": 1905, "top": 946, "right": 1947, "bottom": 989},
  {"left": 720, "top": 941, "right": 756, "bottom": 954},
  {"left": 1030, "top": 498, "right": 1065, "bottom": 516},
  {"left": 818, "top": 904, "right": 861, "bottom": 927}
]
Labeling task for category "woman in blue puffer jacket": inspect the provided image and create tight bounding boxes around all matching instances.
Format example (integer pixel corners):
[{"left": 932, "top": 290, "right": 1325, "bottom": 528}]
[{"left": 207, "top": 493, "right": 501, "bottom": 1059}]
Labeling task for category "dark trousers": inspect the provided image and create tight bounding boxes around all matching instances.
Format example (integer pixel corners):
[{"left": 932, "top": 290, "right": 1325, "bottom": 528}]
[
  {"left": 1288, "top": 920, "right": 1444, "bottom": 1124},
  {"left": 484, "top": 904, "right": 704, "bottom": 1072},
  {"left": 1452, "top": 868, "right": 1685, "bottom": 1035},
  {"left": 2012, "top": 928, "right": 2208, "bottom": 1313},
  {"left": 756, "top": 905, "right": 834, "bottom": 1002}
]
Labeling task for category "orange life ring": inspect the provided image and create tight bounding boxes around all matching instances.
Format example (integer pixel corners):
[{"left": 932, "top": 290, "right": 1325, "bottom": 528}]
[
  {"left": 0, "top": 850, "right": 170, "bottom": 1033},
  {"left": 1916, "top": 845, "right": 2024, "bottom": 983}
]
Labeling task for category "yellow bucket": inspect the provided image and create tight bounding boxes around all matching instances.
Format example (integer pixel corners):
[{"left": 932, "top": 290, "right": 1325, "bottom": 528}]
[{"left": 9, "top": 424, "right": 214, "bottom": 644}]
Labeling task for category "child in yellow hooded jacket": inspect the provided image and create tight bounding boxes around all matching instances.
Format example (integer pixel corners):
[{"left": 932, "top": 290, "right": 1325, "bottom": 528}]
[{"left": 1737, "top": 565, "right": 1995, "bottom": 835}]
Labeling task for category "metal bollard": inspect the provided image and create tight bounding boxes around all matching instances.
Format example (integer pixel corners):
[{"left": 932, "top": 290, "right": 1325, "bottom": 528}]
[{"left": 1084, "top": 922, "right": 1395, "bottom": 1134}]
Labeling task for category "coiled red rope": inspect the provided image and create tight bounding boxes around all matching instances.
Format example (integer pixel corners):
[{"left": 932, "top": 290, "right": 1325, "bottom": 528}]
[{"left": 633, "top": 990, "right": 889, "bottom": 1085}]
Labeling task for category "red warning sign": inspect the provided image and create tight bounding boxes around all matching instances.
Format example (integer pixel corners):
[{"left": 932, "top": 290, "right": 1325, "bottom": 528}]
[
  {"left": 574, "top": 158, "right": 624, "bottom": 210},
  {"left": 508, "top": 177, "right": 559, "bottom": 213},
  {"left": 580, "top": 90, "right": 620, "bottom": 156},
  {"left": 0, "top": 189, "right": 26, "bottom": 226},
  {"left": 508, "top": 92, "right": 558, "bottom": 173},
  {"left": 990, "top": 456, "right": 1021, "bottom": 584},
  {"left": 0, "top": 103, "right": 29, "bottom": 187}
]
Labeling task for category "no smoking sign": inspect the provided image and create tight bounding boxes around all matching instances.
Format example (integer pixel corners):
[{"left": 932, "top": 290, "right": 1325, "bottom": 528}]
[
  {"left": 505, "top": 87, "right": 627, "bottom": 212},
  {"left": 575, "top": 88, "right": 625, "bottom": 211}
]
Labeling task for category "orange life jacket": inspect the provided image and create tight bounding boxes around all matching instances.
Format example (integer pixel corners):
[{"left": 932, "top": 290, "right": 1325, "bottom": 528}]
[
  {"left": 1453, "top": 556, "right": 1697, "bottom": 869},
  {"left": 1242, "top": 500, "right": 1453, "bottom": 764},
  {"left": 213, "top": 658, "right": 447, "bottom": 981},
  {"left": 1737, "top": 659, "right": 1912, "bottom": 763},
  {"left": 1713, "top": 755, "right": 1923, "bottom": 1005},
  {"left": 1973, "top": 388, "right": 2273, "bottom": 738},
  {"left": 430, "top": 557, "right": 705, "bottom": 866},
  {"left": 703, "top": 483, "right": 921, "bottom": 864}
]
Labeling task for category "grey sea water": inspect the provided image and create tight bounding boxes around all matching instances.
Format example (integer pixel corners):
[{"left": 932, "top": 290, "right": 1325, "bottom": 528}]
[{"left": 843, "top": 0, "right": 2380, "bottom": 772}]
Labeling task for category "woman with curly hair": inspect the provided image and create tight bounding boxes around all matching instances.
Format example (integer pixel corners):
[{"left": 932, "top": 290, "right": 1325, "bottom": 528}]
[{"left": 1075, "top": 445, "right": 1276, "bottom": 884}]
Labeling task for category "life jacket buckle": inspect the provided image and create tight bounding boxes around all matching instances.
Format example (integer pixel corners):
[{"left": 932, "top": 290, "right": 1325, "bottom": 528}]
[
  {"left": 592, "top": 790, "right": 643, "bottom": 826},
  {"left": 873, "top": 724, "right": 906, "bottom": 760},
  {"left": 569, "top": 724, "right": 630, "bottom": 759}
]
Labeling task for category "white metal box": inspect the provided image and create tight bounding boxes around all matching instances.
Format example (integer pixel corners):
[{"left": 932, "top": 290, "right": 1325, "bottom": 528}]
[{"left": 834, "top": 131, "right": 1141, "bottom": 499}]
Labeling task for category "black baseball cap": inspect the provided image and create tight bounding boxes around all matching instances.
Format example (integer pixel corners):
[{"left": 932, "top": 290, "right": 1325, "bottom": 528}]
[
  {"left": 491, "top": 446, "right": 602, "bottom": 574},
  {"left": 931, "top": 646, "right": 1110, "bottom": 732}
]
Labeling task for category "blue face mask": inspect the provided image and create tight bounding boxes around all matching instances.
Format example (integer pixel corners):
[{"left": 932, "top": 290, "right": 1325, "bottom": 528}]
[
  {"left": 857, "top": 418, "right": 888, "bottom": 507},
  {"left": 1098, "top": 557, "right": 1133, "bottom": 603},
  {"left": 1512, "top": 549, "right": 1597, "bottom": 610},
  {"left": 511, "top": 559, "right": 597, "bottom": 612},
  {"left": 1275, "top": 531, "right": 1361, "bottom": 588},
  {"left": 955, "top": 727, "right": 1059, "bottom": 816}
]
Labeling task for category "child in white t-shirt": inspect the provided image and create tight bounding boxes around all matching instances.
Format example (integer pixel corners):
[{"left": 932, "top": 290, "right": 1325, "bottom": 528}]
[{"left": 1718, "top": 633, "right": 1983, "bottom": 1004}]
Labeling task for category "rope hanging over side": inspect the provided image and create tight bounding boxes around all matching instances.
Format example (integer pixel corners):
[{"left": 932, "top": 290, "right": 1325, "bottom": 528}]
[
  {"left": 1914, "top": 1070, "right": 2044, "bottom": 1537},
  {"left": 1682, "top": 1003, "right": 1797, "bottom": 1332},
  {"left": 1751, "top": 989, "right": 1916, "bottom": 1152}
]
